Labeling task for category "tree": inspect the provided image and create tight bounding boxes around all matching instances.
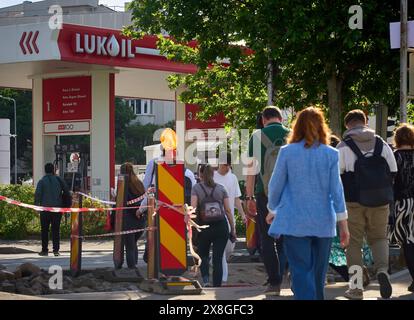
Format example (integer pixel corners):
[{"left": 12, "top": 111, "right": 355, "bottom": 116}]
[
  {"left": 0, "top": 89, "right": 33, "bottom": 177},
  {"left": 126, "top": 0, "right": 411, "bottom": 134}
]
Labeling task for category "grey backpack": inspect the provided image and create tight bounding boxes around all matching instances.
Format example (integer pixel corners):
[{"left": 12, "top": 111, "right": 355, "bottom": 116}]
[{"left": 260, "top": 132, "right": 282, "bottom": 196}]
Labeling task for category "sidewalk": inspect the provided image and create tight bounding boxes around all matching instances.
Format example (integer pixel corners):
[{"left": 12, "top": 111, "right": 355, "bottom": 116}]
[
  {"left": 0, "top": 239, "right": 116, "bottom": 253},
  {"left": 0, "top": 269, "right": 412, "bottom": 300}
]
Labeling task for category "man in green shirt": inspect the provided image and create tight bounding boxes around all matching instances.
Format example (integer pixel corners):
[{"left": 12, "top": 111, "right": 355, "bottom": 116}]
[{"left": 246, "top": 106, "right": 290, "bottom": 296}]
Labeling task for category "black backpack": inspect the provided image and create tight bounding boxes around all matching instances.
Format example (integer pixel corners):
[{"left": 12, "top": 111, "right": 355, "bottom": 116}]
[
  {"left": 344, "top": 137, "right": 393, "bottom": 207},
  {"left": 199, "top": 184, "right": 226, "bottom": 223}
]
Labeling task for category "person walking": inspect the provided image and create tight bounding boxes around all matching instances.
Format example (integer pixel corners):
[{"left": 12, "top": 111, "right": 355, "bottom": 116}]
[
  {"left": 329, "top": 135, "right": 372, "bottom": 285},
  {"left": 191, "top": 164, "right": 236, "bottom": 287},
  {"left": 267, "top": 107, "right": 350, "bottom": 300},
  {"left": 338, "top": 109, "right": 397, "bottom": 300},
  {"left": 389, "top": 124, "right": 414, "bottom": 292},
  {"left": 116, "top": 162, "right": 147, "bottom": 270},
  {"left": 35, "top": 163, "right": 71, "bottom": 256},
  {"left": 245, "top": 106, "right": 290, "bottom": 295},
  {"left": 213, "top": 153, "right": 247, "bottom": 284}
]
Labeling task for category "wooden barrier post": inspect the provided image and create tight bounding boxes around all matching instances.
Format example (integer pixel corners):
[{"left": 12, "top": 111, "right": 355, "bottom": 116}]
[
  {"left": 147, "top": 194, "right": 158, "bottom": 279},
  {"left": 70, "top": 193, "right": 83, "bottom": 277},
  {"left": 113, "top": 175, "right": 128, "bottom": 269}
]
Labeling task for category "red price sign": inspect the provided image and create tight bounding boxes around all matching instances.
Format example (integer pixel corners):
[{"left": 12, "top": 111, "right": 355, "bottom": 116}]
[
  {"left": 185, "top": 104, "right": 226, "bottom": 130},
  {"left": 43, "top": 76, "right": 92, "bottom": 122}
]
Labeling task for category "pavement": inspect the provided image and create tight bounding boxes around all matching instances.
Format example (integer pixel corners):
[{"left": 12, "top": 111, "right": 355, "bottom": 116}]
[
  {"left": 1, "top": 239, "right": 413, "bottom": 300},
  {"left": 0, "top": 269, "right": 412, "bottom": 300}
]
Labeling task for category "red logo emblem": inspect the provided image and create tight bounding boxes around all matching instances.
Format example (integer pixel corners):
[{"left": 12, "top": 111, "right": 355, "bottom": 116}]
[{"left": 20, "top": 31, "right": 39, "bottom": 55}]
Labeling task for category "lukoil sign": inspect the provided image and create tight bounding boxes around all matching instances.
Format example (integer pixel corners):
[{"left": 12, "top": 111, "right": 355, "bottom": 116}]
[{"left": 73, "top": 33, "right": 136, "bottom": 58}]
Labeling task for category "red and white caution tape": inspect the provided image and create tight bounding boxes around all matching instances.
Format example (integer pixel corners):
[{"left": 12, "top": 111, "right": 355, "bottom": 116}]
[
  {"left": 126, "top": 188, "right": 154, "bottom": 205},
  {"left": 77, "top": 192, "right": 115, "bottom": 205},
  {"left": 77, "top": 187, "right": 155, "bottom": 206},
  {"left": 0, "top": 195, "right": 145, "bottom": 213},
  {"left": 71, "top": 226, "right": 157, "bottom": 239}
]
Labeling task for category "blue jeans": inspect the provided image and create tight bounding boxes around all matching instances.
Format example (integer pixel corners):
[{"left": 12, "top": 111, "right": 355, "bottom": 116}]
[{"left": 283, "top": 235, "right": 332, "bottom": 300}]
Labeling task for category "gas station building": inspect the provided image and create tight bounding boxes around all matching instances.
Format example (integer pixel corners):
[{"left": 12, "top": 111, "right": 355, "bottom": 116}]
[{"left": 0, "top": 11, "right": 226, "bottom": 198}]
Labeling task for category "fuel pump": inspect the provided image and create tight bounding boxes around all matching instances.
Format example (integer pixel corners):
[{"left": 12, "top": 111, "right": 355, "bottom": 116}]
[{"left": 54, "top": 143, "right": 90, "bottom": 192}]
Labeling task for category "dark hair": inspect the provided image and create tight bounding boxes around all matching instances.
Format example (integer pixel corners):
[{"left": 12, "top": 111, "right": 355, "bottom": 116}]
[
  {"left": 344, "top": 109, "right": 367, "bottom": 126},
  {"left": 120, "top": 162, "right": 145, "bottom": 196},
  {"left": 256, "top": 112, "right": 264, "bottom": 129},
  {"left": 330, "top": 134, "right": 341, "bottom": 148},
  {"left": 394, "top": 123, "right": 414, "bottom": 148},
  {"left": 262, "top": 106, "right": 282, "bottom": 120},
  {"left": 199, "top": 164, "right": 216, "bottom": 188},
  {"left": 45, "top": 163, "right": 55, "bottom": 174},
  {"left": 218, "top": 152, "right": 232, "bottom": 165}
]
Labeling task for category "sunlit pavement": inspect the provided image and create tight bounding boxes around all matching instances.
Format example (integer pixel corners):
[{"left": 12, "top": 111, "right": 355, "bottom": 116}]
[{"left": 1, "top": 239, "right": 413, "bottom": 300}]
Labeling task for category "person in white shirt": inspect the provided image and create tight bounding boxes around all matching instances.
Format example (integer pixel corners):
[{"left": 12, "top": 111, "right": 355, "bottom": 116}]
[{"left": 213, "top": 154, "right": 247, "bottom": 283}]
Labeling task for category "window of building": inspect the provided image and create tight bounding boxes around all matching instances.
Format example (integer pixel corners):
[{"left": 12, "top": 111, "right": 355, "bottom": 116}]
[{"left": 128, "top": 99, "right": 153, "bottom": 115}]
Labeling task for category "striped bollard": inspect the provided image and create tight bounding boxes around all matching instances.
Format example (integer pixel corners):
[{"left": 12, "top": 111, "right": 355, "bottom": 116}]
[{"left": 156, "top": 161, "right": 187, "bottom": 275}]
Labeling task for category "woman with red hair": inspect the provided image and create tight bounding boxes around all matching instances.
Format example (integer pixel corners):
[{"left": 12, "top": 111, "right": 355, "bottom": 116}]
[{"left": 267, "top": 107, "right": 350, "bottom": 300}]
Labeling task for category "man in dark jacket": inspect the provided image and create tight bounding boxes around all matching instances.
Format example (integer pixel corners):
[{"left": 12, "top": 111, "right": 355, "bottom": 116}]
[{"left": 35, "top": 163, "right": 71, "bottom": 256}]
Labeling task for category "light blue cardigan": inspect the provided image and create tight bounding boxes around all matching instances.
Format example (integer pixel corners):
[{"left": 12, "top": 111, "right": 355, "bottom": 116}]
[{"left": 267, "top": 140, "right": 347, "bottom": 238}]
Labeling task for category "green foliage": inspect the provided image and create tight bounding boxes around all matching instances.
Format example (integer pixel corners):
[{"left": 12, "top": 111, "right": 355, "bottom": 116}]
[
  {"left": 234, "top": 209, "right": 246, "bottom": 237},
  {"left": 0, "top": 186, "right": 109, "bottom": 239},
  {"left": 116, "top": 120, "right": 175, "bottom": 164},
  {"left": 115, "top": 98, "right": 136, "bottom": 138},
  {"left": 0, "top": 89, "right": 33, "bottom": 177},
  {"left": 0, "top": 184, "right": 37, "bottom": 239},
  {"left": 126, "top": 0, "right": 411, "bottom": 133}
]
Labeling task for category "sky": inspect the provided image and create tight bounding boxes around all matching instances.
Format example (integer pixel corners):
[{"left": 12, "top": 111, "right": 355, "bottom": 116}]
[{"left": 0, "top": 0, "right": 128, "bottom": 10}]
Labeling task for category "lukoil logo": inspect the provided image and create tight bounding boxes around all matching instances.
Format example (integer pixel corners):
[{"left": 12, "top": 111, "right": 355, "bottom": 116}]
[{"left": 74, "top": 33, "right": 136, "bottom": 58}]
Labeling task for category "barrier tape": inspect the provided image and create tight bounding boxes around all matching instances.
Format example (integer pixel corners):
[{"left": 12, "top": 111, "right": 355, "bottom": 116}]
[
  {"left": 127, "top": 187, "right": 155, "bottom": 205},
  {"left": 71, "top": 226, "right": 157, "bottom": 239},
  {"left": 77, "top": 192, "right": 116, "bottom": 205},
  {"left": 0, "top": 195, "right": 145, "bottom": 213},
  {"left": 77, "top": 187, "right": 155, "bottom": 206},
  {"left": 0, "top": 193, "right": 207, "bottom": 270}
]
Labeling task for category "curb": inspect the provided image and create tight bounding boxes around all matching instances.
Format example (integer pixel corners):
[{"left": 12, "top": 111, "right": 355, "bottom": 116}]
[{"left": 390, "top": 268, "right": 409, "bottom": 280}]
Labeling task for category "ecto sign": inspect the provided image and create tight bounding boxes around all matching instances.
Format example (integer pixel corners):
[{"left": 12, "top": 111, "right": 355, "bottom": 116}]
[
  {"left": 73, "top": 33, "right": 136, "bottom": 59},
  {"left": 44, "top": 121, "right": 90, "bottom": 135}
]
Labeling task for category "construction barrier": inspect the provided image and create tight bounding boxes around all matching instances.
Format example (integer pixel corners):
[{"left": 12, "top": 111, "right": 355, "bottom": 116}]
[{"left": 156, "top": 161, "right": 187, "bottom": 275}]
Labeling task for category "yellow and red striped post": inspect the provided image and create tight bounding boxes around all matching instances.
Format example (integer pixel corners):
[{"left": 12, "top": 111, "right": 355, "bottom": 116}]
[{"left": 155, "top": 161, "right": 187, "bottom": 275}]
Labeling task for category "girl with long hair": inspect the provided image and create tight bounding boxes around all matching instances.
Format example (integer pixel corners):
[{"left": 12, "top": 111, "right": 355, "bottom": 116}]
[
  {"left": 191, "top": 164, "right": 236, "bottom": 287},
  {"left": 117, "top": 162, "right": 146, "bottom": 270}
]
